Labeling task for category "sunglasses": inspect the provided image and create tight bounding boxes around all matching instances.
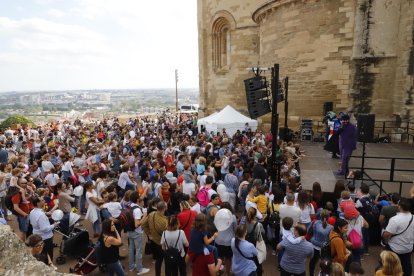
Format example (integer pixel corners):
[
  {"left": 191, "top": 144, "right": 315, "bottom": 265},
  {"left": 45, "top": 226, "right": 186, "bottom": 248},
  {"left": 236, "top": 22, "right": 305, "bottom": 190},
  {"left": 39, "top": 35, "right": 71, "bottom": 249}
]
[{"left": 35, "top": 242, "right": 44, "bottom": 247}]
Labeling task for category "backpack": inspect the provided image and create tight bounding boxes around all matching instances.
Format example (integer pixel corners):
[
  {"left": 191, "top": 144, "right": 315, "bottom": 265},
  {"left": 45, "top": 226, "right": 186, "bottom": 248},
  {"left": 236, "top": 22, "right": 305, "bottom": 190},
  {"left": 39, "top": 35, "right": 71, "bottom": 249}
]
[
  {"left": 268, "top": 203, "right": 280, "bottom": 227},
  {"left": 246, "top": 222, "right": 258, "bottom": 245},
  {"left": 5, "top": 186, "right": 21, "bottom": 216},
  {"left": 320, "top": 236, "right": 340, "bottom": 260},
  {"left": 348, "top": 229, "right": 363, "bottom": 249},
  {"left": 117, "top": 205, "right": 139, "bottom": 232},
  {"left": 163, "top": 231, "right": 182, "bottom": 265},
  {"left": 358, "top": 197, "right": 379, "bottom": 221},
  {"left": 202, "top": 204, "right": 214, "bottom": 215},
  {"left": 197, "top": 187, "right": 211, "bottom": 207}
]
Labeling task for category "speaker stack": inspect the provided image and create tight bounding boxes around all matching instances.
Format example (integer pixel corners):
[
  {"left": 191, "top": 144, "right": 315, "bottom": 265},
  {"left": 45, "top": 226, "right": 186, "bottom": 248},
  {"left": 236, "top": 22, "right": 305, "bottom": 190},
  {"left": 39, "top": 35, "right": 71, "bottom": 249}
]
[
  {"left": 357, "top": 114, "right": 375, "bottom": 143},
  {"left": 244, "top": 76, "right": 271, "bottom": 119}
]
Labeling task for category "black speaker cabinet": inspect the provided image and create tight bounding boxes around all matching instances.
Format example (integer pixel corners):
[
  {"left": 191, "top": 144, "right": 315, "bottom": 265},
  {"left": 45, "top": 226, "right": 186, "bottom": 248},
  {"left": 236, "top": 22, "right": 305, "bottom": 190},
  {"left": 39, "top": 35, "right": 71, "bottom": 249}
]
[
  {"left": 323, "top": 102, "right": 333, "bottom": 116},
  {"left": 357, "top": 114, "right": 375, "bottom": 142}
]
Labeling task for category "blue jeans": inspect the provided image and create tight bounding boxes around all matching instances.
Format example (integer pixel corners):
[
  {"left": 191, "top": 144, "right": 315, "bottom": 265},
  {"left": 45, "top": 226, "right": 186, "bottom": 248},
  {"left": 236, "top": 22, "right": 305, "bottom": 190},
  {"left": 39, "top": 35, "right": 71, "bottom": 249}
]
[
  {"left": 127, "top": 231, "right": 144, "bottom": 272},
  {"left": 17, "top": 215, "right": 30, "bottom": 232},
  {"left": 75, "top": 193, "right": 87, "bottom": 214},
  {"left": 93, "top": 210, "right": 101, "bottom": 235},
  {"left": 106, "top": 260, "right": 125, "bottom": 276},
  {"left": 62, "top": 170, "right": 72, "bottom": 182},
  {"left": 125, "top": 183, "right": 134, "bottom": 191}
]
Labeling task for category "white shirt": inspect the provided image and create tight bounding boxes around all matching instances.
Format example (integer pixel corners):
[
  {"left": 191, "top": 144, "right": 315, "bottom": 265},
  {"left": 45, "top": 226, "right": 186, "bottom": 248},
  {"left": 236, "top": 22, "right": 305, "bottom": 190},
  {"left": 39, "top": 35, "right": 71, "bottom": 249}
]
[
  {"left": 279, "top": 204, "right": 301, "bottom": 226},
  {"left": 182, "top": 181, "right": 196, "bottom": 197},
  {"left": 130, "top": 203, "right": 144, "bottom": 233},
  {"left": 41, "top": 160, "right": 55, "bottom": 173},
  {"left": 299, "top": 204, "right": 315, "bottom": 224},
  {"left": 245, "top": 200, "right": 263, "bottom": 220},
  {"left": 29, "top": 208, "right": 54, "bottom": 240},
  {"left": 198, "top": 175, "right": 207, "bottom": 187},
  {"left": 62, "top": 161, "right": 75, "bottom": 176},
  {"left": 191, "top": 203, "right": 201, "bottom": 214},
  {"left": 346, "top": 215, "right": 364, "bottom": 236},
  {"left": 96, "top": 179, "right": 107, "bottom": 199},
  {"left": 103, "top": 201, "right": 122, "bottom": 219},
  {"left": 386, "top": 212, "right": 414, "bottom": 254},
  {"left": 161, "top": 230, "right": 188, "bottom": 257},
  {"left": 45, "top": 173, "right": 59, "bottom": 187},
  {"left": 86, "top": 190, "right": 98, "bottom": 210}
]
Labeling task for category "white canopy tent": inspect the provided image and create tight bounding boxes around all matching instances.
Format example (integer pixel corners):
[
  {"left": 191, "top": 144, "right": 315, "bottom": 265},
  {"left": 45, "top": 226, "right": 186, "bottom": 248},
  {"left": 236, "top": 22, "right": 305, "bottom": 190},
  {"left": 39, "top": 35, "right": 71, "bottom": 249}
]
[{"left": 197, "top": 105, "right": 258, "bottom": 136}]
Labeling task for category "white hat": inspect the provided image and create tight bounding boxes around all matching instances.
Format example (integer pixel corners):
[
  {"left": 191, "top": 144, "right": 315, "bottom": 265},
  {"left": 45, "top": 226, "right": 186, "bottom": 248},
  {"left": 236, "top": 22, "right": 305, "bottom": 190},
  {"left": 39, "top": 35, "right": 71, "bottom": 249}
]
[{"left": 165, "top": 171, "right": 177, "bottom": 184}]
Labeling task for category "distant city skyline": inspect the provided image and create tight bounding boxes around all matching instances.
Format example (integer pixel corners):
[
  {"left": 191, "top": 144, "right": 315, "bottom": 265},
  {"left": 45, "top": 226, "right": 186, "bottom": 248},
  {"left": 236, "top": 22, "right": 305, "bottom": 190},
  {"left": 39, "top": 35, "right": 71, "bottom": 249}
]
[{"left": 0, "top": 0, "right": 199, "bottom": 92}]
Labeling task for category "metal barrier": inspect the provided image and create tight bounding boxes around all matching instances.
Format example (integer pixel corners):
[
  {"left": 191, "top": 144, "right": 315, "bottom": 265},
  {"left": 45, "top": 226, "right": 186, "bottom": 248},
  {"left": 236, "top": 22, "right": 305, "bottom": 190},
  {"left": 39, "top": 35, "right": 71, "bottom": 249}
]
[
  {"left": 349, "top": 155, "right": 414, "bottom": 195},
  {"left": 315, "top": 119, "right": 414, "bottom": 144},
  {"left": 373, "top": 120, "right": 414, "bottom": 144}
]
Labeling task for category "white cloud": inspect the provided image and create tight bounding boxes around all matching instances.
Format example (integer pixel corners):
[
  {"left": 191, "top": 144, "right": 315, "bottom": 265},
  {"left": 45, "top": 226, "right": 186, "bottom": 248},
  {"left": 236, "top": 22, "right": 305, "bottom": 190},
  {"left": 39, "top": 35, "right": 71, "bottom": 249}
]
[
  {"left": 0, "top": 17, "right": 110, "bottom": 58},
  {"left": 46, "top": 9, "right": 65, "bottom": 19},
  {"left": 0, "top": 0, "right": 199, "bottom": 91}
]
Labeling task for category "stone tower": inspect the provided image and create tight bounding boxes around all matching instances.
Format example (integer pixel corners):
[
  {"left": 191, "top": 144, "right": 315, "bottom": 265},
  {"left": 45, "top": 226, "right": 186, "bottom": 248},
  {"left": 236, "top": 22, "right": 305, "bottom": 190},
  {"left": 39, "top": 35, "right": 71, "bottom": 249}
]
[{"left": 197, "top": 0, "right": 414, "bottom": 129}]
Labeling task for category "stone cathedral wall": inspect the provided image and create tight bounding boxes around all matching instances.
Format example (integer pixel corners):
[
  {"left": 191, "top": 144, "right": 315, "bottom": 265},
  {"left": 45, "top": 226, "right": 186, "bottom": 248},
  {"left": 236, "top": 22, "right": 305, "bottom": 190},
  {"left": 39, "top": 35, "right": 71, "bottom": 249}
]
[{"left": 198, "top": 0, "right": 414, "bottom": 130}]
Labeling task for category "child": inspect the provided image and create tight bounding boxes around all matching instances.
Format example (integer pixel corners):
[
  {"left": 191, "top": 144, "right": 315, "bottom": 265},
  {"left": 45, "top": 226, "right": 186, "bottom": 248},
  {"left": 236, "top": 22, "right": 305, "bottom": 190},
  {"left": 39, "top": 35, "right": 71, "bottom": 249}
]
[
  {"left": 325, "top": 202, "right": 337, "bottom": 226},
  {"left": 281, "top": 217, "right": 304, "bottom": 244},
  {"left": 339, "top": 191, "right": 359, "bottom": 219},
  {"left": 277, "top": 217, "right": 304, "bottom": 267},
  {"left": 347, "top": 182, "right": 357, "bottom": 202},
  {"left": 102, "top": 192, "right": 123, "bottom": 232},
  {"left": 189, "top": 213, "right": 219, "bottom": 263},
  {"left": 247, "top": 185, "right": 268, "bottom": 218},
  {"left": 10, "top": 168, "right": 29, "bottom": 203}
]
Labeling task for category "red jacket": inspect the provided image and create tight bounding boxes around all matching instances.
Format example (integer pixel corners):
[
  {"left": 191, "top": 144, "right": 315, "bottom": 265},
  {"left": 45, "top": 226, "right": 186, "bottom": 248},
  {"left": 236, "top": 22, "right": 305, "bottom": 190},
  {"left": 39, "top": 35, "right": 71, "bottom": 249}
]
[{"left": 177, "top": 209, "right": 196, "bottom": 242}]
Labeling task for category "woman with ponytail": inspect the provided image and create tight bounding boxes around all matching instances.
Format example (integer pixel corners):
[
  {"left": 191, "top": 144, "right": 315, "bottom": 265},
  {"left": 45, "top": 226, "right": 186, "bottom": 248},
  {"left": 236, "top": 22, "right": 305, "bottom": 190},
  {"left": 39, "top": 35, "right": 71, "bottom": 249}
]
[
  {"left": 245, "top": 207, "right": 264, "bottom": 276},
  {"left": 231, "top": 224, "right": 258, "bottom": 276},
  {"left": 309, "top": 209, "right": 334, "bottom": 276}
]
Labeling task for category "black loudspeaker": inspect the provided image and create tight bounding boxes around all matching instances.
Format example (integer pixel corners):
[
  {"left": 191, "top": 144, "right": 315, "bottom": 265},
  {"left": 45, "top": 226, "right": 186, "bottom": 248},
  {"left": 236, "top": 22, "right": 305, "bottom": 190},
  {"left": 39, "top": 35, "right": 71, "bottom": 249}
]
[
  {"left": 323, "top": 102, "right": 333, "bottom": 116},
  {"left": 357, "top": 114, "right": 375, "bottom": 142},
  {"left": 279, "top": 127, "right": 293, "bottom": 142},
  {"left": 244, "top": 76, "right": 271, "bottom": 119}
]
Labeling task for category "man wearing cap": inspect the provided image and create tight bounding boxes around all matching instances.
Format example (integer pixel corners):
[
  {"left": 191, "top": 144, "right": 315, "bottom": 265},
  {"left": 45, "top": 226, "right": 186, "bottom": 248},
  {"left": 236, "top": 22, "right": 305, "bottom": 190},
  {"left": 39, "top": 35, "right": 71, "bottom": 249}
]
[{"left": 337, "top": 113, "right": 357, "bottom": 176}]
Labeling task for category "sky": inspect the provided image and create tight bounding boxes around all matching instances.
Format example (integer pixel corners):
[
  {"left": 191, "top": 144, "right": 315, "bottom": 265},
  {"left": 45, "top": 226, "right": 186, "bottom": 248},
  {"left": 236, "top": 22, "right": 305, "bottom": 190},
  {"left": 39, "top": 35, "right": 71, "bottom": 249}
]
[{"left": 0, "top": 0, "right": 199, "bottom": 92}]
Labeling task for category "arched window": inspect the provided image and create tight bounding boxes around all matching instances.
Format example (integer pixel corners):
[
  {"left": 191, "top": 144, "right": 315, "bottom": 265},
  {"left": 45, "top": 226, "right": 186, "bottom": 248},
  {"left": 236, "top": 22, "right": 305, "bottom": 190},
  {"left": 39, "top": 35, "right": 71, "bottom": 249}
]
[{"left": 212, "top": 17, "right": 231, "bottom": 70}]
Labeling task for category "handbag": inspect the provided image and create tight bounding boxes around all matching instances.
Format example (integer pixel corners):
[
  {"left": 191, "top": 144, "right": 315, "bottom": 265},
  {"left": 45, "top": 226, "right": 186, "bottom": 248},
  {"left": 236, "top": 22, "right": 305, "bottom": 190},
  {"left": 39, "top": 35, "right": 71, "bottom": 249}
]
[
  {"left": 144, "top": 238, "right": 153, "bottom": 255},
  {"left": 348, "top": 229, "right": 362, "bottom": 249},
  {"left": 255, "top": 227, "right": 267, "bottom": 264},
  {"left": 347, "top": 219, "right": 362, "bottom": 249}
]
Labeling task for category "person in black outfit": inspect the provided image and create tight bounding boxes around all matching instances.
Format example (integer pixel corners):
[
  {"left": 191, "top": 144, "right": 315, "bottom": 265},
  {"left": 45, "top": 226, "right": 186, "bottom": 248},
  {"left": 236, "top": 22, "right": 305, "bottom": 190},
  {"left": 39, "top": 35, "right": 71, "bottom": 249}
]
[
  {"left": 99, "top": 219, "right": 125, "bottom": 276},
  {"left": 252, "top": 156, "right": 267, "bottom": 184}
]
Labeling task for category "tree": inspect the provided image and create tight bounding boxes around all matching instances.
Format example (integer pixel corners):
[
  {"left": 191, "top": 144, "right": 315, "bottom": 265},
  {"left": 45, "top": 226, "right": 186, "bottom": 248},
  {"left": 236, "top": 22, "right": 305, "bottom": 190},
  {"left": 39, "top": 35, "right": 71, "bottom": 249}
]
[{"left": 0, "top": 116, "right": 35, "bottom": 129}]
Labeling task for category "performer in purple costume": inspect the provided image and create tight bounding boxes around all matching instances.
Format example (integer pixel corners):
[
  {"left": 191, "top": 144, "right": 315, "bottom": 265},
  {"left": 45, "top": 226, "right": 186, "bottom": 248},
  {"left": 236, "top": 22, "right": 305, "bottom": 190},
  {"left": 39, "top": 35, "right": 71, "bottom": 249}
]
[{"left": 337, "top": 113, "right": 357, "bottom": 176}]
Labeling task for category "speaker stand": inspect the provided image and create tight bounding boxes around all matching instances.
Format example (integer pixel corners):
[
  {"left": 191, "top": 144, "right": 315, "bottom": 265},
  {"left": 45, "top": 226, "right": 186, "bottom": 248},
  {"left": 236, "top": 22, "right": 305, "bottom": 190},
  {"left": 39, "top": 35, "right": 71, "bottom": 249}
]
[{"left": 360, "top": 141, "right": 366, "bottom": 183}]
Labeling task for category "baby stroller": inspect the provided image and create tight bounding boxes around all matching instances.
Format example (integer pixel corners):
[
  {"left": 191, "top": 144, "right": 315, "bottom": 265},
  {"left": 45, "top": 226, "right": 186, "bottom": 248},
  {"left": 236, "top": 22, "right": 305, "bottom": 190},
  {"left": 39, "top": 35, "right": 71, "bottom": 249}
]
[{"left": 54, "top": 212, "right": 103, "bottom": 274}]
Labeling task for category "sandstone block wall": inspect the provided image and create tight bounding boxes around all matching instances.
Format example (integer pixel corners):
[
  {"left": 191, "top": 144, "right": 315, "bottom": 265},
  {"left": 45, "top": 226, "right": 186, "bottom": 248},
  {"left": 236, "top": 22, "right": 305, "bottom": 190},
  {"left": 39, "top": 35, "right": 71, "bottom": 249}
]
[{"left": 198, "top": 0, "right": 414, "bottom": 130}]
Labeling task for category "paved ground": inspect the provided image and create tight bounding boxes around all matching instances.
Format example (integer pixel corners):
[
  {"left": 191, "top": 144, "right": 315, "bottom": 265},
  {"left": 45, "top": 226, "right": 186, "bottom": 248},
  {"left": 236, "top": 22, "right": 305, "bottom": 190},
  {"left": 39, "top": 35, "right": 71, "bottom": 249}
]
[
  {"left": 300, "top": 140, "right": 414, "bottom": 197},
  {"left": 7, "top": 140, "right": 414, "bottom": 275}
]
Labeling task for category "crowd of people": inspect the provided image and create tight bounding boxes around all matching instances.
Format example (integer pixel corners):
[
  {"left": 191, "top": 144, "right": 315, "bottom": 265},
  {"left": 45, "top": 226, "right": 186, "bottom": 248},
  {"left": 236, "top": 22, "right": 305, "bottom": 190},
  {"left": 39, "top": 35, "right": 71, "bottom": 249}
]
[{"left": 0, "top": 111, "right": 413, "bottom": 276}]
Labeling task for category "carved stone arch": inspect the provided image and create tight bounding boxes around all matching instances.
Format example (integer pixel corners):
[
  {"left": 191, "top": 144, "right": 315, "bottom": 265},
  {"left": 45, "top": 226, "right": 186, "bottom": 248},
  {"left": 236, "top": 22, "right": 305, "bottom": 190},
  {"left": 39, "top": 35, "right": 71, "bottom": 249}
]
[
  {"left": 210, "top": 10, "right": 237, "bottom": 31},
  {"left": 210, "top": 10, "right": 236, "bottom": 72}
]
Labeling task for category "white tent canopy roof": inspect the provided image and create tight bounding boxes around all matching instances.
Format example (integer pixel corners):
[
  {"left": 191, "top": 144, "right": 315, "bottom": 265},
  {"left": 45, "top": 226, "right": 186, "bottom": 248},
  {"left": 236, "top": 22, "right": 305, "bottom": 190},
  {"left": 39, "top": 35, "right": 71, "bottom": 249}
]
[{"left": 197, "top": 105, "right": 258, "bottom": 136}]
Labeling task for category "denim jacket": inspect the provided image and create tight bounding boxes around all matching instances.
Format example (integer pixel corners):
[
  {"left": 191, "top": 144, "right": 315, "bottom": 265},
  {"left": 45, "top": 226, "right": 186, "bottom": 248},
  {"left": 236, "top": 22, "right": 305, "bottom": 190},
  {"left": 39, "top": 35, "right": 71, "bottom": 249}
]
[{"left": 310, "top": 220, "right": 333, "bottom": 248}]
